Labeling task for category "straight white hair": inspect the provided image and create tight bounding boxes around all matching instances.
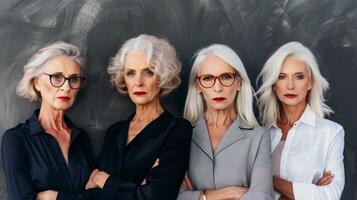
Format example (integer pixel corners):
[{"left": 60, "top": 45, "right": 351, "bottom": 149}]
[
  {"left": 256, "top": 41, "right": 333, "bottom": 127},
  {"left": 16, "top": 41, "right": 85, "bottom": 101},
  {"left": 184, "top": 44, "right": 258, "bottom": 126}
]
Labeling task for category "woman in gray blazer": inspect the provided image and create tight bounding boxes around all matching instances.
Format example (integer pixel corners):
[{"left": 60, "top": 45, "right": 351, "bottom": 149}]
[{"left": 178, "top": 44, "right": 273, "bottom": 200}]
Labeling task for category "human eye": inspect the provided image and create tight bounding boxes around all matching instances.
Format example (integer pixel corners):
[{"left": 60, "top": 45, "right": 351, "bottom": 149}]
[
  {"left": 201, "top": 75, "right": 214, "bottom": 81},
  {"left": 143, "top": 68, "right": 155, "bottom": 76},
  {"left": 69, "top": 76, "right": 80, "bottom": 84},
  {"left": 125, "top": 70, "right": 135, "bottom": 77},
  {"left": 278, "top": 74, "right": 286, "bottom": 80},
  {"left": 51, "top": 74, "right": 64, "bottom": 83},
  {"left": 295, "top": 74, "right": 305, "bottom": 80},
  {"left": 220, "top": 73, "right": 234, "bottom": 80}
]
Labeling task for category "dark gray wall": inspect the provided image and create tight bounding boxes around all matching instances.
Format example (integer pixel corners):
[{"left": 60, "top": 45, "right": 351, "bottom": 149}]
[{"left": 0, "top": 0, "right": 356, "bottom": 199}]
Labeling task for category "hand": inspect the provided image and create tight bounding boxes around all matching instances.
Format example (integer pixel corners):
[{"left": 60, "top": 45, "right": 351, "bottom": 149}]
[
  {"left": 315, "top": 171, "right": 334, "bottom": 186},
  {"left": 205, "top": 186, "right": 248, "bottom": 200},
  {"left": 141, "top": 159, "right": 160, "bottom": 185},
  {"left": 93, "top": 170, "right": 110, "bottom": 189},
  {"left": 182, "top": 174, "right": 193, "bottom": 191},
  {"left": 86, "top": 169, "right": 100, "bottom": 189},
  {"left": 37, "top": 190, "right": 58, "bottom": 200}
]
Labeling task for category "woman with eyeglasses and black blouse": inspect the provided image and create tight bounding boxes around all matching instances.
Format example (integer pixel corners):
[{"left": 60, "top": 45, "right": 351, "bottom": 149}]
[{"left": 1, "top": 41, "right": 94, "bottom": 200}]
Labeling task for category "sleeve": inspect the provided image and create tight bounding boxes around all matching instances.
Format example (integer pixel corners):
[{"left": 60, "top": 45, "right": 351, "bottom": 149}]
[
  {"left": 97, "top": 120, "right": 193, "bottom": 200},
  {"left": 292, "top": 126, "right": 345, "bottom": 200},
  {"left": 56, "top": 131, "right": 96, "bottom": 200},
  {"left": 176, "top": 184, "right": 201, "bottom": 200},
  {"left": 241, "top": 130, "right": 274, "bottom": 200},
  {"left": 1, "top": 129, "right": 37, "bottom": 200}
]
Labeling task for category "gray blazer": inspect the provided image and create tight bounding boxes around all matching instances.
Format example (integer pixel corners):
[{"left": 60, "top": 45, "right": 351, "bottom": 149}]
[{"left": 178, "top": 116, "right": 273, "bottom": 200}]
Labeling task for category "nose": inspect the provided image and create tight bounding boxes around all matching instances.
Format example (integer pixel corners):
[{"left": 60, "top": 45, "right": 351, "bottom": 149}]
[
  {"left": 213, "top": 78, "right": 223, "bottom": 93},
  {"left": 287, "top": 77, "right": 294, "bottom": 90},
  {"left": 60, "top": 79, "right": 71, "bottom": 91},
  {"left": 135, "top": 73, "right": 143, "bottom": 87}
]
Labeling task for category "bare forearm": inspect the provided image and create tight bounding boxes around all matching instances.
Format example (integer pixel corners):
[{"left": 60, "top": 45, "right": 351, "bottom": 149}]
[{"left": 273, "top": 176, "right": 295, "bottom": 200}]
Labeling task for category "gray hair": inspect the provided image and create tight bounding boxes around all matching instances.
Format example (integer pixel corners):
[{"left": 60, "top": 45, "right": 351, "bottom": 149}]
[
  {"left": 184, "top": 44, "right": 258, "bottom": 126},
  {"left": 16, "top": 41, "right": 85, "bottom": 101},
  {"left": 107, "top": 34, "right": 181, "bottom": 97},
  {"left": 256, "top": 41, "right": 332, "bottom": 127}
]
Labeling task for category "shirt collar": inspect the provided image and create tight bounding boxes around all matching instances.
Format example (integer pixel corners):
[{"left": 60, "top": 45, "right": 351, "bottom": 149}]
[
  {"left": 268, "top": 104, "right": 316, "bottom": 129},
  {"left": 28, "top": 109, "right": 81, "bottom": 138}
]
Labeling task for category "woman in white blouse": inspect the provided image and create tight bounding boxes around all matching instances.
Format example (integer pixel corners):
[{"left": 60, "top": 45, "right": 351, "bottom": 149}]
[{"left": 256, "top": 41, "right": 345, "bottom": 200}]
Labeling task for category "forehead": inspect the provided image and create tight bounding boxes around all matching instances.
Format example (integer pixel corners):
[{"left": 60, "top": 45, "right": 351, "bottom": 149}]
[
  {"left": 198, "top": 55, "right": 236, "bottom": 75},
  {"left": 124, "top": 51, "right": 149, "bottom": 70},
  {"left": 44, "top": 55, "right": 81, "bottom": 74},
  {"left": 281, "top": 56, "right": 309, "bottom": 74}
]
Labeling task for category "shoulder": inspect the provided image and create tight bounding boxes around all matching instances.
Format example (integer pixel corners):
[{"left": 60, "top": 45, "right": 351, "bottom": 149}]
[
  {"left": 243, "top": 125, "right": 269, "bottom": 138},
  {"left": 315, "top": 117, "right": 345, "bottom": 138},
  {"left": 106, "top": 120, "right": 125, "bottom": 134},
  {"left": 1, "top": 123, "right": 29, "bottom": 152},
  {"left": 166, "top": 112, "right": 192, "bottom": 130}
]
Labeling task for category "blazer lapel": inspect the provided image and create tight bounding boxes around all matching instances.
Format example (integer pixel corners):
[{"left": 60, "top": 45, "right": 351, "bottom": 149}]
[
  {"left": 192, "top": 116, "right": 214, "bottom": 160},
  {"left": 214, "top": 117, "right": 248, "bottom": 156},
  {"left": 125, "top": 111, "right": 170, "bottom": 150}
]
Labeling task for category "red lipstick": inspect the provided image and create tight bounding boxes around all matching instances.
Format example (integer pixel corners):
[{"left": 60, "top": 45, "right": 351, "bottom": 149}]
[
  {"left": 57, "top": 96, "right": 70, "bottom": 101},
  {"left": 284, "top": 94, "right": 297, "bottom": 98},
  {"left": 134, "top": 92, "right": 147, "bottom": 96},
  {"left": 213, "top": 97, "right": 226, "bottom": 102}
]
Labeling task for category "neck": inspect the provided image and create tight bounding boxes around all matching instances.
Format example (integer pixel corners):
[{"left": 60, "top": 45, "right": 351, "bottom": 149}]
[
  {"left": 133, "top": 98, "right": 163, "bottom": 122},
  {"left": 205, "top": 105, "right": 237, "bottom": 127},
  {"left": 279, "top": 101, "right": 307, "bottom": 125},
  {"left": 38, "top": 103, "right": 68, "bottom": 134}
]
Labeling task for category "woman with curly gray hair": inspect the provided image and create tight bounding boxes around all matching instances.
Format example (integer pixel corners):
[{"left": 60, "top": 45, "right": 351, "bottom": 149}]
[
  {"left": 1, "top": 41, "right": 94, "bottom": 199},
  {"left": 87, "top": 34, "right": 192, "bottom": 200}
]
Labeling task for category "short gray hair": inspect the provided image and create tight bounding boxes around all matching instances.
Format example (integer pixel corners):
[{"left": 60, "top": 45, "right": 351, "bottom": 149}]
[
  {"left": 256, "top": 41, "right": 332, "bottom": 127},
  {"left": 16, "top": 41, "right": 85, "bottom": 101},
  {"left": 184, "top": 44, "right": 258, "bottom": 126},
  {"left": 107, "top": 34, "right": 181, "bottom": 97}
]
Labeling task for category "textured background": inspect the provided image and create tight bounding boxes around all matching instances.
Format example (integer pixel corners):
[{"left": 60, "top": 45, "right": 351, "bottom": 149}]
[{"left": 0, "top": 0, "right": 356, "bottom": 199}]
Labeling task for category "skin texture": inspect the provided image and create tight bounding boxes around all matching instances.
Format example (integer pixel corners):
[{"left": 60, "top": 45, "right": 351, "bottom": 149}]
[
  {"left": 183, "top": 55, "right": 248, "bottom": 200},
  {"left": 272, "top": 56, "right": 333, "bottom": 199},
  {"left": 86, "top": 51, "right": 164, "bottom": 190},
  {"left": 34, "top": 55, "right": 82, "bottom": 200}
]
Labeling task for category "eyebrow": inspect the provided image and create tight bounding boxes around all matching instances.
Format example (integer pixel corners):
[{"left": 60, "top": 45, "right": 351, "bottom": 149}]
[
  {"left": 279, "top": 72, "right": 305, "bottom": 75},
  {"left": 125, "top": 67, "right": 155, "bottom": 71},
  {"left": 50, "top": 72, "right": 81, "bottom": 76}
]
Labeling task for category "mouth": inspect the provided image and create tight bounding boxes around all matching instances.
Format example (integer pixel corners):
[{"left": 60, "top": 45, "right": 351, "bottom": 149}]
[
  {"left": 284, "top": 94, "right": 298, "bottom": 98},
  {"left": 213, "top": 97, "right": 226, "bottom": 102},
  {"left": 133, "top": 92, "right": 147, "bottom": 96},
  {"left": 57, "top": 96, "right": 71, "bottom": 101}
]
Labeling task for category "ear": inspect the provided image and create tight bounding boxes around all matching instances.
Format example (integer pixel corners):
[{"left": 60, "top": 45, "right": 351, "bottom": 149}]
[
  {"left": 308, "top": 78, "right": 313, "bottom": 90},
  {"left": 196, "top": 82, "right": 202, "bottom": 93},
  {"left": 33, "top": 77, "right": 41, "bottom": 92}
]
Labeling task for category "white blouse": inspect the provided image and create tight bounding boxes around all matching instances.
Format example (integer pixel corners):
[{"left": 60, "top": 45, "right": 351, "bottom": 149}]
[{"left": 269, "top": 105, "right": 345, "bottom": 200}]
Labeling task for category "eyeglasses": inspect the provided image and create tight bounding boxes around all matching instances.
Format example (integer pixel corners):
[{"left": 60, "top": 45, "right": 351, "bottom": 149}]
[
  {"left": 44, "top": 73, "right": 86, "bottom": 89},
  {"left": 197, "top": 72, "right": 238, "bottom": 88}
]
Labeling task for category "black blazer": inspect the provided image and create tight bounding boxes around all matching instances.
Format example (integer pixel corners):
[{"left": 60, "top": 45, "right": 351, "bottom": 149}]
[
  {"left": 1, "top": 110, "right": 94, "bottom": 200},
  {"left": 93, "top": 110, "right": 192, "bottom": 200}
]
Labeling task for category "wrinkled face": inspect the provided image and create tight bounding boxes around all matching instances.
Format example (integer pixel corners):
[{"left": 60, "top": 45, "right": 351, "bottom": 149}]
[
  {"left": 273, "top": 56, "right": 313, "bottom": 108},
  {"left": 124, "top": 51, "right": 160, "bottom": 106},
  {"left": 197, "top": 55, "right": 241, "bottom": 111},
  {"left": 34, "top": 55, "right": 82, "bottom": 111}
]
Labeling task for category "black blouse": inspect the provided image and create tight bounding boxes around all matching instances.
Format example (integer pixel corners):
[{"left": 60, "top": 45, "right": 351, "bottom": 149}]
[
  {"left": 93, "top": 110, "right": 192, "bottom": 200},
  {"left": 1, "top": 110, "right": 94, "bottom": 200}
]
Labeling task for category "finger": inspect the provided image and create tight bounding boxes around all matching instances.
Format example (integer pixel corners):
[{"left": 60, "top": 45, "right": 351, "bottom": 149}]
[
  {"left": 185, "top": 176, "right": 193, "bottom": 190},
  {"left": 319, "top": 176, "right": 334, "bottom": 186},
  {"left": 316, "top": 175, "right": 334, "bottom": 186}
]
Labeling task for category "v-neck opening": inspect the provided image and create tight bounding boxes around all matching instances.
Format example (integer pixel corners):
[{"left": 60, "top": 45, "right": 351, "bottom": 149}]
[
  {"left": 204, "top": 118, "right": 236, "bottom": 154},
  {"left": 124, "top": 110, "right": 167, "bottom": 148}
]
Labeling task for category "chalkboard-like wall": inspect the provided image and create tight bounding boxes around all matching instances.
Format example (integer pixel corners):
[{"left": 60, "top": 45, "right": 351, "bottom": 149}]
[{"left": 0, "top": 0, "right": 356, "bottom": 199}]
